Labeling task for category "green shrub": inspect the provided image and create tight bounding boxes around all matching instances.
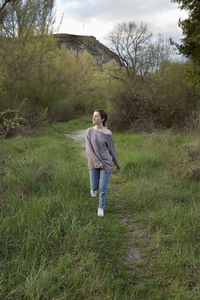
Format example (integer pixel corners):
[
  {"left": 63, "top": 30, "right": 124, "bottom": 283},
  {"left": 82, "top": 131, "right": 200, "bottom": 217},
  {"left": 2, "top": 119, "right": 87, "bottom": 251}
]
[
  {"left": 108, "top": 62, "right": 200, "bottom": 131},
  {"left": 0, "top": 109, "right": 27, "bottom": 139}
]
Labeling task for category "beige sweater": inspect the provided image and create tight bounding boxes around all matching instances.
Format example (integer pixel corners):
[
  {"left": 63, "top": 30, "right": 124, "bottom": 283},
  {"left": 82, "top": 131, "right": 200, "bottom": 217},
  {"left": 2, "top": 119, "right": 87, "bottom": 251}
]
[{"left": 85, "top": 127, "right": 120, "bottom": 173}]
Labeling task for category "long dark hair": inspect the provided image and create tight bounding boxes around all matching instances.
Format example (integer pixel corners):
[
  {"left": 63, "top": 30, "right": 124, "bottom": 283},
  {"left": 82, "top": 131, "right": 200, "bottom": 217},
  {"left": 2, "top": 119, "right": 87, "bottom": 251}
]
[{"left": 95, "top": 109, "right": 107, "bottom": 126}]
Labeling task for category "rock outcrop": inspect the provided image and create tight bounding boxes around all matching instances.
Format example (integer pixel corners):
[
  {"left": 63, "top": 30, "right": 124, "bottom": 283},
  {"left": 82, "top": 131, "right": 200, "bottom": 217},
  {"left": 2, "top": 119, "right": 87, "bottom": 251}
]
[{"left": 53, "top": 33, "right": 120, "bottom": 66}]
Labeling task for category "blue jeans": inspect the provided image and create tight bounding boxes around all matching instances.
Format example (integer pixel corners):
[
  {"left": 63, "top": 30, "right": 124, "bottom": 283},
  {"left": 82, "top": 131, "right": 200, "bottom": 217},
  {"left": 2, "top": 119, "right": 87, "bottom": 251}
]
[{"left": 89, "top": 168, "right": 111, "bottom": 209}]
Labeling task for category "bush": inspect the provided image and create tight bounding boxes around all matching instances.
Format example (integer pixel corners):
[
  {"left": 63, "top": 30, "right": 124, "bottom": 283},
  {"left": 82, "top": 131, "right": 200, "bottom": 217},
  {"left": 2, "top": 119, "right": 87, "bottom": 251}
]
[
  {"left": 108, "top": 79, "right": 165, "bottom": 131},
  {"left": 0, "top": 107, "right": 48, "bottom": 139},
  {"left": 0, "top": 109, "right": 27, "bottom": 139},
  {"left": 108, "top": 63, "right": 200, "bottom": 131}
]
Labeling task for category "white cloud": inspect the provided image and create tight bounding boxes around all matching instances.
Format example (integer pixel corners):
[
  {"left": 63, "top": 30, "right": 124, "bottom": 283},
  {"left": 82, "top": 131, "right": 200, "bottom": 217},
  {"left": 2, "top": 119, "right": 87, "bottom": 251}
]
[{"left": 55, "top": 0, "right": 188, "bottom": 44}]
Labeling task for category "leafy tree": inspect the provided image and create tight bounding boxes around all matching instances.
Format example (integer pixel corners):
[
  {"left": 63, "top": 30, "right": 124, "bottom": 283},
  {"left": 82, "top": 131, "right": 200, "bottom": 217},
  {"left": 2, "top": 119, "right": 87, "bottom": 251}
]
[
  {"left": 0, "top": 0, "right": 55, "bottom": 37},
  {"left": 171, "top": 0, "right": 200, "bottom": 64},
  {"left": 171, "top": 1, "right": 200, "bottom": 87},
  {"left": 0, "top": 0, "right": 107, "bottom": 122},
  {"left": 152, "top": 62, "right": 200, "bottom": 127},
  {"left": 0, "top": 0, "right": 56, "bottom": 110},
  {"left": 51, "top": 45, "right": 106, "bottom": 121}
]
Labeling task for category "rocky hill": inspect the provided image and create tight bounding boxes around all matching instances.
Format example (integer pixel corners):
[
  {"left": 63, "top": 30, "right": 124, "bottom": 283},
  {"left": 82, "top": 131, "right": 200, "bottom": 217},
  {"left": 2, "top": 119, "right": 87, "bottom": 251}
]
[{"left": 53, "top": 33, "right": 120, "bottom": 66}]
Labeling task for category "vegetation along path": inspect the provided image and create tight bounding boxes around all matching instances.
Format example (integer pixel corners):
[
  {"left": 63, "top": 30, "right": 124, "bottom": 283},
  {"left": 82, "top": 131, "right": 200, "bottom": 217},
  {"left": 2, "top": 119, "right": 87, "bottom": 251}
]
[
  {"left": 66, "top": 129, "right": 147, "bottom": 274},
  {"left": 63, "top": 119, "right": 200, "bottom": 299},
  {"left": 2, "top": 117, "right": 200, "bottom": 299}
]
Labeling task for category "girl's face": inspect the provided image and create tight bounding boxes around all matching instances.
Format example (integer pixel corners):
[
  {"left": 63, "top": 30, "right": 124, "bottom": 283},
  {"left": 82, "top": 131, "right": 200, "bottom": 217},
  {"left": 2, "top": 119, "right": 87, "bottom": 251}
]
[{"left": 92, "top": 111, "right": 104, "bottom": 125}]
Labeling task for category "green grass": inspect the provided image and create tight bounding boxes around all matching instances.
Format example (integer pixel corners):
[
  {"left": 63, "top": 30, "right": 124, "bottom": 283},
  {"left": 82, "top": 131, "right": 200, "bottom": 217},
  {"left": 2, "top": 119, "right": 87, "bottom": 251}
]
[
  {"left": 0, "top": 118, "right": 137, "bottom": 300},
  {"left": 1, "top": 118, "right": 200, "bottom": 299},
  {"left": 51, "top": 115, "right": 92, "bottom": 133},
  {"left": 114, "top": 131, "right": 200, "bottom": 299}
]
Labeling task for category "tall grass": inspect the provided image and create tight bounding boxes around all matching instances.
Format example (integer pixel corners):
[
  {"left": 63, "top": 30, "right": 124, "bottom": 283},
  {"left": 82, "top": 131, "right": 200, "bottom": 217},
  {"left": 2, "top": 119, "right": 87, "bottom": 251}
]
[
  {"left": 2, "top": 117, "right": 200, "bottom": 299},
  {"left": 0, "top": 117, "right": 137, "bottom": 300},
  {"left": 114, "top": 131, "right": 200, "bottom": 299}
]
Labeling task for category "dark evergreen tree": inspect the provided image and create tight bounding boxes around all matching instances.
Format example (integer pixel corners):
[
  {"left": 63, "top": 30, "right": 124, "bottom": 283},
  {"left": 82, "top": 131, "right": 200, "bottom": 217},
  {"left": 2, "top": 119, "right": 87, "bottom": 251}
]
[{"left": 172, "top": 0, "right": 200, "bottom": 63}]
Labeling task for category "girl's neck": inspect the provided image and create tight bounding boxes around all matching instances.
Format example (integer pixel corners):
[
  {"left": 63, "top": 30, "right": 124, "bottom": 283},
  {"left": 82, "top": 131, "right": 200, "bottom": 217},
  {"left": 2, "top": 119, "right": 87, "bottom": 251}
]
[{"left": 94, "top": 124, "right": 104, "bottom": 130}]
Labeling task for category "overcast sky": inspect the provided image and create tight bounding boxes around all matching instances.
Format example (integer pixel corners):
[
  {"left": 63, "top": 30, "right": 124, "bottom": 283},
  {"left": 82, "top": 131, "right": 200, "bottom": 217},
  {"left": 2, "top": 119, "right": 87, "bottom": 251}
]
[{"left": 55, "top": 0, "right": 188, "bottom": 46}]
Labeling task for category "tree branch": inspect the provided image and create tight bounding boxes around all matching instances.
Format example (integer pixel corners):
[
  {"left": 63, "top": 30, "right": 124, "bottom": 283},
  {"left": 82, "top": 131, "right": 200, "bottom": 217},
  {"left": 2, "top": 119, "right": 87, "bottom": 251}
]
[{"left": 0, "top": 0, "right": 12, "bottom": 12}]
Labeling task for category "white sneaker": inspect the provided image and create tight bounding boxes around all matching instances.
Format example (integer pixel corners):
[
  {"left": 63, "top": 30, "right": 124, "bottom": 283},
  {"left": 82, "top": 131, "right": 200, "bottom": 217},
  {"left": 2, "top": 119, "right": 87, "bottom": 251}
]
[
  {"left": 97, "top": 207, "right": 104, "bottom": 217},
  {"left": 90, "top": 189, "right": 97, "bottom": 197}
]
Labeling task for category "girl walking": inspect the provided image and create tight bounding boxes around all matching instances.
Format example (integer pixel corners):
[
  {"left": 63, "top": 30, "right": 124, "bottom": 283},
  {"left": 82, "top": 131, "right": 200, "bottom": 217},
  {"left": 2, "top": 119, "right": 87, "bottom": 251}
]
[{"left": 85, "top": 109, "right": 120, "bottom": 217}]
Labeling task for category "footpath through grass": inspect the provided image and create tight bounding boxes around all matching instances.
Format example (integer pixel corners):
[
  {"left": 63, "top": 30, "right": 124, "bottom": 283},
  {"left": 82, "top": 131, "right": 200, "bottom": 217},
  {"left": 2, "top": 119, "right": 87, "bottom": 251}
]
[
  {"left": 0, "top": 117, "right": 135, "bottom": 300},
  {"left": 1, "top": 116, "right": 200, "bottom": 299}
]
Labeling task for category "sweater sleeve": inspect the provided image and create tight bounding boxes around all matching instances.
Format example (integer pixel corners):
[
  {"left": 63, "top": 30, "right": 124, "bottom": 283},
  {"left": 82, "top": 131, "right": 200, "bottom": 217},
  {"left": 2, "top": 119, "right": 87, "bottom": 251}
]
[
  {"left": 85, "top": 129, "right": 102, "bottom": 167},
  {"left": 106, "top": 135, "right": 120, "bottom": 169}
]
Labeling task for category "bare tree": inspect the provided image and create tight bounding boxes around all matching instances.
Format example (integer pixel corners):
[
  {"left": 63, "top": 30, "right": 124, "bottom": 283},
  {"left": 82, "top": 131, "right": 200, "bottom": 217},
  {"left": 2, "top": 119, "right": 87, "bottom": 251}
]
[
  {"left": 107, "top": 22, "right": 171, "bottom": 79},
  {"left": 0, "top": 0, "right": 12, "bottom": 12},
  {"left": 0, "top": 0, "right": 16, "bottom": 23}
]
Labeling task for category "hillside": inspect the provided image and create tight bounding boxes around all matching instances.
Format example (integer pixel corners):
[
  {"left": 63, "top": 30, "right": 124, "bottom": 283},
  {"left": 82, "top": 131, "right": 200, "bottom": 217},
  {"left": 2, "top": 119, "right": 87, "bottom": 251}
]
[{"left": 53, "top": 33, "right": 120, "bottom": 66}]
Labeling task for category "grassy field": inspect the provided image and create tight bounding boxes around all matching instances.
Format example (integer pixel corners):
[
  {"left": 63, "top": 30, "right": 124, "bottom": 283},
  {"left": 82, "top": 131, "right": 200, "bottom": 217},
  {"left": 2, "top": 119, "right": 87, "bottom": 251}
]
[
  {"left": 114, "top": 130, "right": 200, "bottom": 299},
  {"left": 1, "top": 116, "right": 200, "bottom": 299}
]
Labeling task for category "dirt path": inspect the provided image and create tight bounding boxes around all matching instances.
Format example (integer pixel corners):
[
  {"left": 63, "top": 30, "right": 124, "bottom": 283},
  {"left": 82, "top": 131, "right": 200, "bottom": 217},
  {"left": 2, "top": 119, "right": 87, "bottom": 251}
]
[
  {"left": 65, "top": 130, "right": 147, "bottom": 274},
  {"left": 65, "top": 130, "right": 87, "bottom": 158}
]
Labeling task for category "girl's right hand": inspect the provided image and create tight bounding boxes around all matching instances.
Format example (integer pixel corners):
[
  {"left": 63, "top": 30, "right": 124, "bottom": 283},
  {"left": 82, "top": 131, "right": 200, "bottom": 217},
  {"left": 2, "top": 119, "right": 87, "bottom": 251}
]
[{"left": 96, "top": 162, "right": 104, "bottom": 168}]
